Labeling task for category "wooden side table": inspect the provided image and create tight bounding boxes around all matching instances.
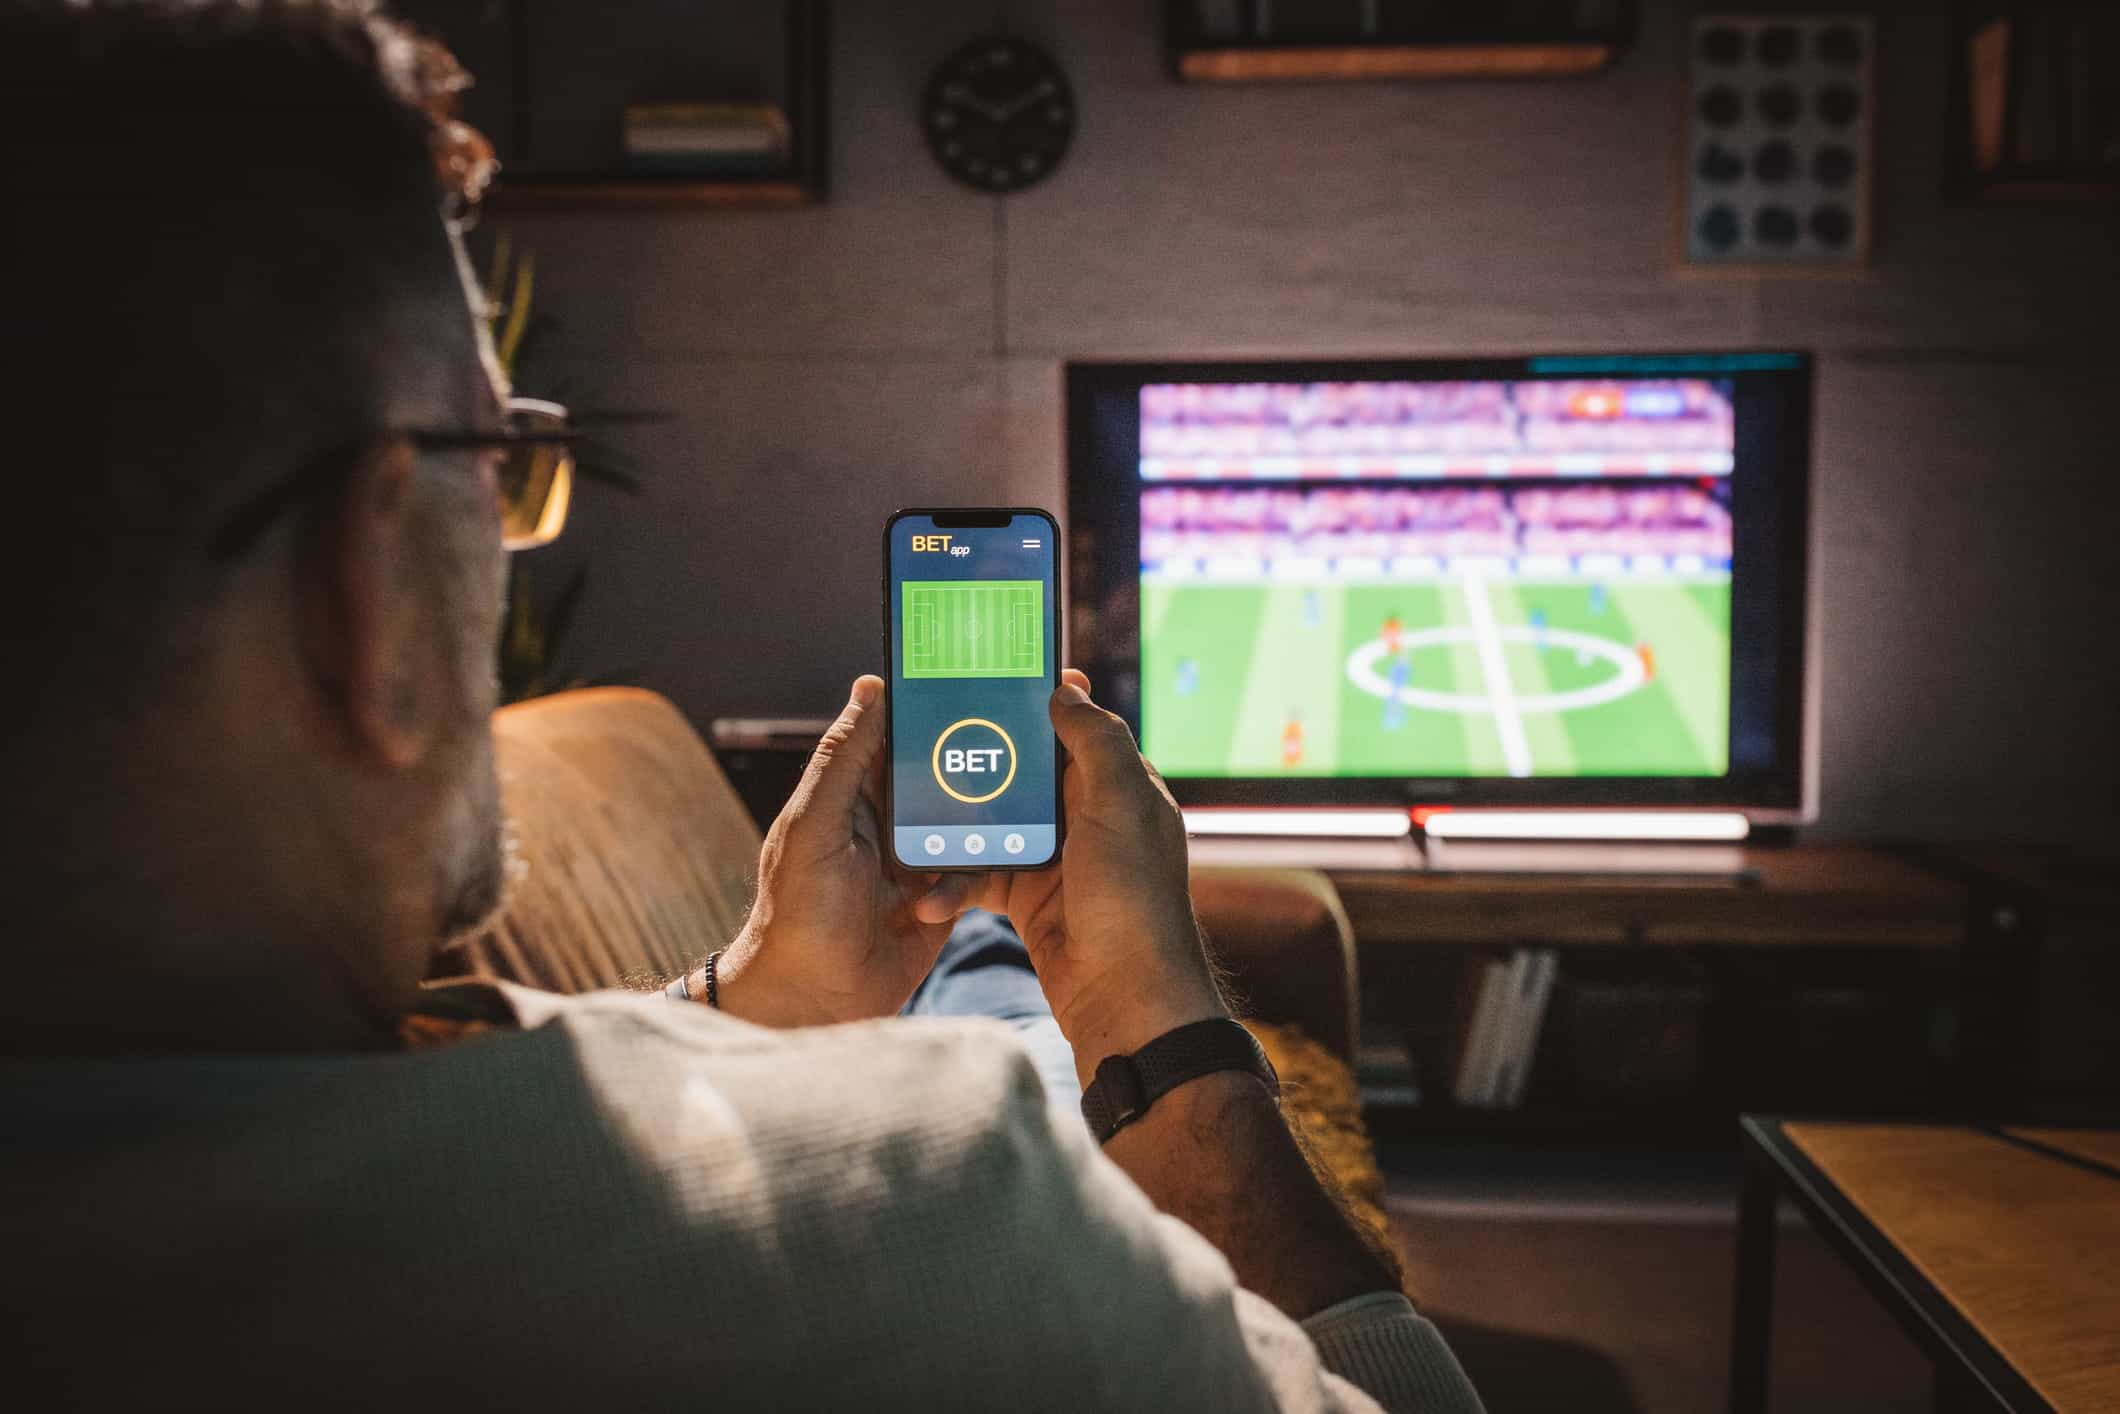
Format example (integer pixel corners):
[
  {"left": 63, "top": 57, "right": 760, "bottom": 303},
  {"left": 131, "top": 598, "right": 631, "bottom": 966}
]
[{"left": 1731, "top": 1117, "right": 2120, "bottom": 1414}]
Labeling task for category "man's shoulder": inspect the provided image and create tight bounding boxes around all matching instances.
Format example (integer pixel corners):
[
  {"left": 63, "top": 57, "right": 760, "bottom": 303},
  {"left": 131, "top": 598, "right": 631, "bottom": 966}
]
[
  {"left": 465, "top": 983, "right": 1076, "bottom": 1197},
  {"left": 0, "top": 988, "right": 1124, "bottom": 1406},
  {"left": 458, "top": 987, "right": 1104, "bottom": 1341},
  {"left": 484, "top": 981, "right": 1047, "bottom": 1105}
]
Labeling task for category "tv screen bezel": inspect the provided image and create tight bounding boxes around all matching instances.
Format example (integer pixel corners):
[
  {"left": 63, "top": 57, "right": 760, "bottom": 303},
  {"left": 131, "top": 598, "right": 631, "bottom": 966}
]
[{"left": 1064, "top": 352, "right": 1815, "bottom": 817}]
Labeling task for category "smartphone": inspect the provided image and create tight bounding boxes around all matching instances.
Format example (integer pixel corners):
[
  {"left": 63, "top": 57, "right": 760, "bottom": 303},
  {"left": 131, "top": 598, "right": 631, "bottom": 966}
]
[{"left": 884, "top": 508, "right": 1063, "bottom": 872}]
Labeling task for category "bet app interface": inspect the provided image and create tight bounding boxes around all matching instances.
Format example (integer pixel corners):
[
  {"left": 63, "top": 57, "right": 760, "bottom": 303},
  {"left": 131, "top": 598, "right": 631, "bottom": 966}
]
[{"left": 888, "top": 513, "right": 1059, "bottom": 869}]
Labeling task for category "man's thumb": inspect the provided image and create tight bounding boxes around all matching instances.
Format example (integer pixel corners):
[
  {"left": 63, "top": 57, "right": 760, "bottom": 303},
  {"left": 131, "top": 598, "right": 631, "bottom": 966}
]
[
  {"left": 1049, "top": 681, "right": 1137, "bottom": 786},
  {"left": 796, "top": 675, "right": 886, "bottom": 820}
]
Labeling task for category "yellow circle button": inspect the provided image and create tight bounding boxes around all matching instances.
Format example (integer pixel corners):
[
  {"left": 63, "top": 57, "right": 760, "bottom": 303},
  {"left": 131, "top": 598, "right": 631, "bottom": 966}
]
[{"left": 931, "top": 718, "right": 1018, "bottom": 804}]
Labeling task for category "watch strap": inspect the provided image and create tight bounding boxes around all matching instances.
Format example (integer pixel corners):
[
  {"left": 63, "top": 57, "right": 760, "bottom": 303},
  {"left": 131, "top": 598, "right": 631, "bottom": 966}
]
[{"left": 1080, "top": 1017, "right": 1279, "bottom": 1145}]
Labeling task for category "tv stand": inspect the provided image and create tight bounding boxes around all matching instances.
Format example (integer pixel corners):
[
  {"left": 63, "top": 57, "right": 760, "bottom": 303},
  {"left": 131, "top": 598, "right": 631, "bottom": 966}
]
[
  {"left": 1187, "top": 832, "right": 1426, "bottom": 872},
  {"left": 1336, "top": 842, "right": 2009, "bottom": 1145},
  {"left": 1421, "top": 838, "right": 1756, "bottom": 880},
  {"left": 1184, "top": 826, "right": 1759, "bottom": 879},
  {"left": 1320, "top": 841, "right": 1965, "bottom": 947}
]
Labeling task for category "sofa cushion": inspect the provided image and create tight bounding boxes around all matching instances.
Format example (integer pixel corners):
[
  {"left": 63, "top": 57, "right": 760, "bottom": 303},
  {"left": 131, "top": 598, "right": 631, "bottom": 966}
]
[
  {"left": 1194, "top": 867, "right": 1359, "bottom": 1064},
  {"left": 435, "top": 687, "right": 760, "bottom": 989}
]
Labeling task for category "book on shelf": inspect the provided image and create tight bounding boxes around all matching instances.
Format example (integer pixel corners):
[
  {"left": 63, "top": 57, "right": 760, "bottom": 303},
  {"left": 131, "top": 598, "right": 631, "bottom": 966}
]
[
  {"left": 1355, "top": 1032, "right": 1421, "bottom": 1108},
  {"left": 1448, "top": 948, "right": 1560, "bottom": 1110},
  {"left": 621, "top": 102, "right": 791, "bottom": 175},
  {"left": 1493, "top": 950, "right": 1558, "bottom": 1109},
  {"left": 1450, "top": 955, "right": 1510, "bottom": 1107}
]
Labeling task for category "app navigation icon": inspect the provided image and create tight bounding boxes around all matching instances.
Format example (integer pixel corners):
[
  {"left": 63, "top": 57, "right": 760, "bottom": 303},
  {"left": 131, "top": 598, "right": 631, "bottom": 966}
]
[
  {"left": 1003, "top": 832, "right": 1026, "bottom": 856},
  {"left": 964, "top": 832, "right": 987, "bottom": 856},
  {"left": 923, "top": 833, "right": 946, "bottom": 857}
]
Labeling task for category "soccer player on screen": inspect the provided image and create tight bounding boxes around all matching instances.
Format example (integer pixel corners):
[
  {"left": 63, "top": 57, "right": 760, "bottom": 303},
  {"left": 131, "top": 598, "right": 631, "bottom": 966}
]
[
  {"left": 1637, "top": 642, "right": 1657, "bottom": 681},
  {"left": 1281, "top": 714, "right": 1306, "bottom": 768},
  {"left": 1383, "top": 654, "right": 1411, "bottom": 730},
  {"left": 1380, "top": 613, "right": 1404, "bottom": 655}
]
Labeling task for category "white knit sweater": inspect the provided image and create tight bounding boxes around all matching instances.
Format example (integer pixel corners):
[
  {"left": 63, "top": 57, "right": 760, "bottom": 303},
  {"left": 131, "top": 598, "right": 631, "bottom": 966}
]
[{"left": 0, "top": 983, "right": 1483, "bottom": 1412}]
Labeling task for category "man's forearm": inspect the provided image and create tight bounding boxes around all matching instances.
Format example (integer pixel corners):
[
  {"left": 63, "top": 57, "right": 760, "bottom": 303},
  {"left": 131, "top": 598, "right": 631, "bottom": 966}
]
[{"left": 1101, "top": 1069, "right": 1401, "bottom": 1320}]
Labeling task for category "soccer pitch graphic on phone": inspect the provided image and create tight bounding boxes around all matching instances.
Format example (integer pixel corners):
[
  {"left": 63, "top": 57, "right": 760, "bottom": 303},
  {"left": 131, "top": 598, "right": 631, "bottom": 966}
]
[{"left": 886, "top": 510, "right": 1061, "bottom": 871}]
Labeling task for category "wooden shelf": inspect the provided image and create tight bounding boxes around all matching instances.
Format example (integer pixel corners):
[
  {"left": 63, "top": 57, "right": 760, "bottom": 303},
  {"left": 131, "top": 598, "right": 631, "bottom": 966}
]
[
  {"left": 1345, "top": 843, "right": 1978, "bottom": 1147},
  {"left": 1163, "top": 0, "right": 1635, "bottom": 83},
  {"left": 1176, "top": 42, "right": 1619, "bottom": 83},
  {"left": 1330, "top": 844, "right": 1967, "bottom": 951},
  {"left": 1945, "top": 2, "right": 2120, "bottom": 203},
  {"left": 1365, "top": 1101, "right": 1957, "bottom": 1149},
  {"left": 1366, "top": 1100, "right": 1739, "bottom": 1147},
  {"left": 400, "top": 0, "right": 830, "bottom": 208},
  {"left": 488, "top": 177, "right": 814, "bottom": 210}
]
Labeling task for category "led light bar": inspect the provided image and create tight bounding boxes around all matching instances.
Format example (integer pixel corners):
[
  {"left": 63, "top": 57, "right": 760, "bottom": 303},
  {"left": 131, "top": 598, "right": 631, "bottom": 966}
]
[
  {"left": 1419, "top": 811, "right": 1752, "bottom": 842},
  {"left": 1183, "top": 809, "right": 1414, "bottom": 839}
]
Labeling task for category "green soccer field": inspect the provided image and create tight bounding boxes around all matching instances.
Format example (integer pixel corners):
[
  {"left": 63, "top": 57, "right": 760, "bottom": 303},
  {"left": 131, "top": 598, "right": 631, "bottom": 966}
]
[
  {"left": 903, "top": 580, "right": 1044, "bottom": 678},
  {"left": 1139, "top": 577, "right": 1730, "bottom": 778}
]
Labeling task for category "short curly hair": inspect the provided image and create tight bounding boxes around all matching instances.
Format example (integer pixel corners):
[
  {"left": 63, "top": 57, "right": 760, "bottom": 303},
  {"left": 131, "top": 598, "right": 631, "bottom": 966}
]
[{"left": 0, "top": 0, "right": 486, "bottom": 724}]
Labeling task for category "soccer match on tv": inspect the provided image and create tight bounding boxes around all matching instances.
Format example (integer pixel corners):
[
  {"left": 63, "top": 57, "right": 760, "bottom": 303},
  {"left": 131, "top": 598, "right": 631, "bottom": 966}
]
[{"left": 1135, "top": 377, "right": 1736, "bottom": 780}]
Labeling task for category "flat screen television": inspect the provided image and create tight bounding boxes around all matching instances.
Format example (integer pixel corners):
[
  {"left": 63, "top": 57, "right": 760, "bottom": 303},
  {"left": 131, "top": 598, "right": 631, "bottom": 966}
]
[{"left": 1065, "top": 352, "right": 1815, "bottom": 818}]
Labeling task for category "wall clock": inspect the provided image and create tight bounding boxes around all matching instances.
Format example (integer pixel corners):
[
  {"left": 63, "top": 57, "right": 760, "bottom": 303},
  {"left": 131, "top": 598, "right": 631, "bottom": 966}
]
[{"left": 921, "top": 35, "right": 1074, "bottom": 194}]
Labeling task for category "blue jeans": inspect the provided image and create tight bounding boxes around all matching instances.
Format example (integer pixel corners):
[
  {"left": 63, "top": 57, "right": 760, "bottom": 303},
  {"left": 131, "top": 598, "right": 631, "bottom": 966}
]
[{"left": 901, "top": 911, "right": 1080, "bottom": 1111}]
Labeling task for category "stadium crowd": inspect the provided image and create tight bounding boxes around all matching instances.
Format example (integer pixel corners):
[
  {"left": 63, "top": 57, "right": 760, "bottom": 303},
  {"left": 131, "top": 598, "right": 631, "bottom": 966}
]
[
  {"left": 1139, "top": 379, "right": 1735, "bottom": 460},
  {"left": 1140, "top": 482, "right": 1733, "bottom": 566}
]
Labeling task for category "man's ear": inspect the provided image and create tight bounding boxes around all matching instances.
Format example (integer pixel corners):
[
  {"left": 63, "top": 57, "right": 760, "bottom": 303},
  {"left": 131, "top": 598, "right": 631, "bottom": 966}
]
[{"left": 301, "top": 438, "right": 442, "bottom": 770}]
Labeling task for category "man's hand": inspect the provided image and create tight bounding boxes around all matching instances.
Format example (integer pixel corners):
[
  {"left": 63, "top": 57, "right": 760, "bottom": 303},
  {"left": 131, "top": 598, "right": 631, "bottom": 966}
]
[
  {"left": 710, "top": 676, "right": 955, "bottom": 1027},
  {"left": 924, "top": 672, "right": 1402, "bottom": 1318},
  {"left": 919, "top": 671, "right": 1227, "bottom": 1085},
  {"left": 713, "top": 672, "right": 1398, "bottom": 1318}
]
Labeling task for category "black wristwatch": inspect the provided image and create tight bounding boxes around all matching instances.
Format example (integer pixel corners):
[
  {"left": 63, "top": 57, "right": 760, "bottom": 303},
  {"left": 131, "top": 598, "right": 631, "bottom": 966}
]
[{"left": 1080, "top": 1017, "right": 1279, "bottom": 1145}]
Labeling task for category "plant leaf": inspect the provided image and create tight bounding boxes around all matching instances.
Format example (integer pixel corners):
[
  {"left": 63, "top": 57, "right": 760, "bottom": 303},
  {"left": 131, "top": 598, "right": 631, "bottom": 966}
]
[
  {"left": 482, "top": 227, "right": 513, "bottom": 321},
  {"left": 509, "top": 311, "right": 559, "bottom": 376},
  {"left": 497, "top": 249, "right": 535, "bottom": 376}
]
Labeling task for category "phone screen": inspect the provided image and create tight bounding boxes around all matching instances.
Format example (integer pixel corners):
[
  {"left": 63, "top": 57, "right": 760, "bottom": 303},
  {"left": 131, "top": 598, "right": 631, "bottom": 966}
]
[{"left": 886, "top": 510, "right": 1061, "bottom": 871}]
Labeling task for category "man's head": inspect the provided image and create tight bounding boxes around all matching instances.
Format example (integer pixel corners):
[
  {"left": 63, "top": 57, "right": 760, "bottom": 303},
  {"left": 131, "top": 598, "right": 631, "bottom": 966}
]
[{"left": 2, "top": 0, "right": 514, "bottom": 1052}]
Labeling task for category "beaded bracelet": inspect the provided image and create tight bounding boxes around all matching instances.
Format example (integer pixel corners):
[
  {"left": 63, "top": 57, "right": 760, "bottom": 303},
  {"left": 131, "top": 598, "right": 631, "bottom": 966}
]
[{"left": 664, "top": 950, "right": 728, "bottom": 1007}]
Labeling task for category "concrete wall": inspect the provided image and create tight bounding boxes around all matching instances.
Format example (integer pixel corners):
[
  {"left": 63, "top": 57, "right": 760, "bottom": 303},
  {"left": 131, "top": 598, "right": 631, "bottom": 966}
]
[{"left": 503, "top": 0, "right": 2119, "bottom": 843}]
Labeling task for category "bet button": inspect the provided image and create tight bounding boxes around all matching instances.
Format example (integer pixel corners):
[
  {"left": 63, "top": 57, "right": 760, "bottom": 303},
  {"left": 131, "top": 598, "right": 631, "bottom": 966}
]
[{"left": 931, "top": 717, "right": 1017, "bottom": 804}]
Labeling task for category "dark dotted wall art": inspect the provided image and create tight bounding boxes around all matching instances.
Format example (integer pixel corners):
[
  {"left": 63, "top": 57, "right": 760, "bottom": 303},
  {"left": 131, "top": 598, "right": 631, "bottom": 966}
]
[{"left": 1683, "top": 14, "right": 1874, "bottom": 268}]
